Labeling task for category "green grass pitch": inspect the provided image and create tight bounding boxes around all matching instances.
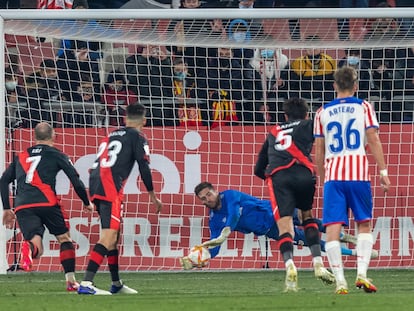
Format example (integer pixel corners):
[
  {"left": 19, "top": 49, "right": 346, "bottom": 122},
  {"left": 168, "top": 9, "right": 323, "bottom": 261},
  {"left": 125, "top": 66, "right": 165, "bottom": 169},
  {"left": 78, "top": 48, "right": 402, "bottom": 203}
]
[{"left": 0, "top": 269, "right": 413, "bottom": 311}]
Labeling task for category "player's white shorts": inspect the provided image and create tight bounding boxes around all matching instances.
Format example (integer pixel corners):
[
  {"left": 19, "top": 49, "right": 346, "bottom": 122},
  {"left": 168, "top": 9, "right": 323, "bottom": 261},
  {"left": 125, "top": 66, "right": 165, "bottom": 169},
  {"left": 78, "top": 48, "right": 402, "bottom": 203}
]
[{"left": 322, "top": 181, "right": 373, "bottom": 226}]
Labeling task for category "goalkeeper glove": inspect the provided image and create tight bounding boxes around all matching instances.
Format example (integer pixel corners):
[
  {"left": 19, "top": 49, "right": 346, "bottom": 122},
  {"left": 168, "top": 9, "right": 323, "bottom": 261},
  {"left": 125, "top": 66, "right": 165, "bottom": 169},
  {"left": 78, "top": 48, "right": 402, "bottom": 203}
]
[{"left": 179, "top": 256, "right": 193, "bottom": 270}]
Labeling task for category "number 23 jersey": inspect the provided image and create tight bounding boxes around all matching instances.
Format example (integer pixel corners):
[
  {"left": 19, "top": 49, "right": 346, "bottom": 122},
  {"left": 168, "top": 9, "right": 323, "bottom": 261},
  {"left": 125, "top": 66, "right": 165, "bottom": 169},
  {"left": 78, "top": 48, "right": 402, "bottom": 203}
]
[
  {"left": 314, "top": 96, "right": 379, "bottom": 182},
  {"left": 89, "top": 127, "right": 154, "bottom": 202}
]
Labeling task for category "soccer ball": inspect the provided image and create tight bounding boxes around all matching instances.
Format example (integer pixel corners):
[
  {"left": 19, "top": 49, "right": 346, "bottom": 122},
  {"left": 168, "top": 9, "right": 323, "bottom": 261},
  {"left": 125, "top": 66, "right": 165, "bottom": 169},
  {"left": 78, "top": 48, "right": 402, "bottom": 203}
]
[{"left": 187, "top": 246, "right": 211, "bottom": 268}]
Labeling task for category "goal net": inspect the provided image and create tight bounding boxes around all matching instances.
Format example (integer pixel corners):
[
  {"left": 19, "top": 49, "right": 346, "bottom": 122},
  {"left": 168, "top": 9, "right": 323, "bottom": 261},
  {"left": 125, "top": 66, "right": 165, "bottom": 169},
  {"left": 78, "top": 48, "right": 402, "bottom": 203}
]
[{"left": 0, "top": 8, "right": 413, "bottom": 274}]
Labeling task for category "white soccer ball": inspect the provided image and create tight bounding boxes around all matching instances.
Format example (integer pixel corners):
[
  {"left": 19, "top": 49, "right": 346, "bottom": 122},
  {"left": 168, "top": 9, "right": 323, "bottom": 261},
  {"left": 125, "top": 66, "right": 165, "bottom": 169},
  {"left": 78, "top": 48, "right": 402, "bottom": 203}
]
[{"left": 187, "top": 246, "right": 211, "bottom": 268}]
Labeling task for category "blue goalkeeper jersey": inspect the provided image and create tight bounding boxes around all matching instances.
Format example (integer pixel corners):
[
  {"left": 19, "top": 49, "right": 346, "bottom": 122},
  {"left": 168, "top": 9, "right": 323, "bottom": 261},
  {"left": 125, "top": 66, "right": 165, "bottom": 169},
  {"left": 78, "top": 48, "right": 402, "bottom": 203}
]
[{"left": 208, "top": 190, "right": 275, "bottom": 258}]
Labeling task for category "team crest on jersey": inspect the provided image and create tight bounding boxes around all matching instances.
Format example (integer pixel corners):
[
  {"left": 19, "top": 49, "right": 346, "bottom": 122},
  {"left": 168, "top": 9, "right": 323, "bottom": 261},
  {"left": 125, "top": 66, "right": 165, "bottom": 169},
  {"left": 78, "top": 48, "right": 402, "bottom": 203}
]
[{"left": 143, "top": 144, "right": 150, "bottom": 156}]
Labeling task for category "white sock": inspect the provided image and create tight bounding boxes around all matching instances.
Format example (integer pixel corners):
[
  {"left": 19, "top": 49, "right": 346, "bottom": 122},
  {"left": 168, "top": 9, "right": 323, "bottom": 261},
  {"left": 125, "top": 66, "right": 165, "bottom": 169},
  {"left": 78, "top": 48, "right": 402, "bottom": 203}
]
[
  {"left": 285, "top": 259, "right": 295, "bottom": 268},
  {"left": 325, "top": 241, "right": 345, "bottom": 283},
  {"left": 312, "top": 256, "right": 323, "bottom": 267},
  {"left": 356, "top": 233, "right": 373, "bottom": 278},
  {"left": 65, "top": 272, "right": 76, "bottom": 283},
  {"left": 112, "top": 280, "right": 122, "bottom": 286}
]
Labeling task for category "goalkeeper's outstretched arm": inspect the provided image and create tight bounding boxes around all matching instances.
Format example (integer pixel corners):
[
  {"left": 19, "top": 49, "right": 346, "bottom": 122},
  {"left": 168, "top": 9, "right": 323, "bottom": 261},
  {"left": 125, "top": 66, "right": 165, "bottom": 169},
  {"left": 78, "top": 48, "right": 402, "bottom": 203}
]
[
  {"left": 180, "top": 227, "right": 232, "bottom": 270},
  {"left": 201, "top": 227, "right": 231, "bottom": 249}
]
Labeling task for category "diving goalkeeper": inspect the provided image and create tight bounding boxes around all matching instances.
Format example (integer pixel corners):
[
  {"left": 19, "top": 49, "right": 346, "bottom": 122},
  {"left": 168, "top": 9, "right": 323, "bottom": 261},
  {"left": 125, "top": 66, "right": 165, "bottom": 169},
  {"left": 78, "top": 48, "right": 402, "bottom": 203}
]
[{"left": 180, "top": 182, "right": 377, "bottom": 275}]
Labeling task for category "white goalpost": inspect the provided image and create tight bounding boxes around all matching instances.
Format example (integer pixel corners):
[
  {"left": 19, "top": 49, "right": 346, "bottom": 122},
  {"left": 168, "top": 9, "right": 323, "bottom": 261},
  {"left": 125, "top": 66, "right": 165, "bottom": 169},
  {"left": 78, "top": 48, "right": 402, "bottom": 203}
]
[{"left": 0, "top": 8, "right": 414, "bottom": 274}]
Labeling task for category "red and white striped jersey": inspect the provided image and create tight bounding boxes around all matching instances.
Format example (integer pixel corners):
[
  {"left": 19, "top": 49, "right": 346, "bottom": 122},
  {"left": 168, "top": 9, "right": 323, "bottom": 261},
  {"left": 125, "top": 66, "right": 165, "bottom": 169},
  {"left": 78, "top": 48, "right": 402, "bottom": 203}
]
[
  {"left": 37, "top": 0, "right": 73, "bottom": 9},
  {"left": 314, "top": 96, "right": 379, "bottom": 182}
]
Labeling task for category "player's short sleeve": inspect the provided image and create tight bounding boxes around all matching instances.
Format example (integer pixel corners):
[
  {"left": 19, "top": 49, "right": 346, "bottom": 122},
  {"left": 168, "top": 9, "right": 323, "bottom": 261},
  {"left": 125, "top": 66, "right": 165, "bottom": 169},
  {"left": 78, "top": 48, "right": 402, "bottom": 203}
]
[
  {"left": 363, "top": 100, "right": 379, "bottom": 129},
  {"left": 313, "top": 107, "right": 324, "bottom": 137}
]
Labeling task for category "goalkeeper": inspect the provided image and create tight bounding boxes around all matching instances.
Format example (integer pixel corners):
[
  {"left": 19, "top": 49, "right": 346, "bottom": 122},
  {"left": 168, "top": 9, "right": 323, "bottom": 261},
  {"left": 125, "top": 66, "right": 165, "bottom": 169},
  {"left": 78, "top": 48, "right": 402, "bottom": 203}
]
[{"left": 180, "top": 182, "right": 377, "bottom": 270}]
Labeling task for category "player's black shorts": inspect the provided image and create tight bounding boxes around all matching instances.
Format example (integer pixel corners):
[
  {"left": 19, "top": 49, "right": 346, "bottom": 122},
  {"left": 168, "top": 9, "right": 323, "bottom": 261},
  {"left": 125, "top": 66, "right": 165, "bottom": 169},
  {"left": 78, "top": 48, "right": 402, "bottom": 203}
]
[
  {"left": 94, "top": 199, "right": 122, "bottom": 230},
  {"left": 269, "top": 164, "right": 316, "bottom": 218},
  {"left": 15, "top": 205, "right": 69, "bottom": 240}
]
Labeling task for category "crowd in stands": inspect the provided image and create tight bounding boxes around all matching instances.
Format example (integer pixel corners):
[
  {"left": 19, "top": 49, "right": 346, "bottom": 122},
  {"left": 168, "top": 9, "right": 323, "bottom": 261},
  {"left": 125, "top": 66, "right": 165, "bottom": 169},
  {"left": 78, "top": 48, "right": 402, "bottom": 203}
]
[{"left": 4, "top": 0, "right": 414, "bottom": 128}]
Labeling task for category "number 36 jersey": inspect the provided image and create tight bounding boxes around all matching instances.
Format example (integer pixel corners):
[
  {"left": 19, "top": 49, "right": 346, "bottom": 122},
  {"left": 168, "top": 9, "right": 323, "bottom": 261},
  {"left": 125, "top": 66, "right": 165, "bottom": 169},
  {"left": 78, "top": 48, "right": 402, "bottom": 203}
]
[
  {"left": 314, "top": 96, "right": 379, "bottom": 182},
  {"left": 89, "top": 127, "right": 154, "bottom": 202}
]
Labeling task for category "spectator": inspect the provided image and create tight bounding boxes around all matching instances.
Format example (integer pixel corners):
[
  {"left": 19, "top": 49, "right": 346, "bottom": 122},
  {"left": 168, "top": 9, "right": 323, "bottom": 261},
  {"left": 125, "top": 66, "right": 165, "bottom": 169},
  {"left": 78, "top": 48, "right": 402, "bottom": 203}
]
[
  {"left": 364, "top": 2, "right": 397, "bottom": 41},
  {"left": 392, "top": 47, "right": 414, "bottom": 122},
  {"left": 227, "top": 19, "right": 255, "bottom": 100},
  {"left": 362, "top": 4, "right": 400, "bottom": 101},
  {"left": 208, "top": 47, "right": 243, "bottom": 102},
  {"left": 87, "top": 0, "right": 128, "bottom": 8},
  {"left": 102, "top": 71, "right": 138, "bottom": 127},
  {"left": 208, "top": 47, "right": 242, "bottom": 126},
  {"left": 177, "top": 99, "right": 204, "bottom": 127},
  {"left": 33, "top": 59, "right": 61, "bottom": 102},
  {"left": 395, "top": 0, "right": 414, "bottom": 37},
  {"left": 230, "top": 1, "right": 266, "bottom": 40},
  {"left": 337, "top": 0, "right": 369, "bottom": 41},
  {"left": 254, "top": 102, "right": 277, "bottom": 124},
  {"left": 276, "top": 1, "right": 322, "bottom": 41},
  {"left": 227, "top": 19, "right": 254, "bottom": 63},
  {"left": 57, "top": 40, "right": 101, "bottom": 102},
  {"left": 125, "top": 45, "right": 173, "bottom": 99},
  {"left": 55, "top": 1, "right": 102, "bottom": 59},
  {"left": 5, "top": 66, "right": 25, "bottom": 128},
  {"left": 166, "top": 0, "right": 213, "bottom": 93},
  {"left": 72, "top": 0, "right": 87, "bottom": 8},
  {"left": 172, "top": 58, "right": 208, "bottom": 126},
  {"left": 179, "top": 0, "right": 200, "bottom": 8},
  {"left": 37, "top": 0, "right": 72, "bottom": 9},
  {"left": 248, "top": 47, "right": 290, "bottom": 101},
  {"left": 0, "top": 0, "right": 20, "bottom": 8},
  {"left": 370, "top": 54, "right": 397, "bottom": 101},
  {"left": 72, "top": 75, "right": 100, "bottom": 103},
  {"left": 20, "top": 75, "right": 50, "bottom": 128},
  {"left": 63, "top": 75, "right": 101, "bottom": 127},
  {"left": 23, "top": 59, "right": 62, "bottom": 127},
  {"left": 246, "top": 48, "right": 291, "bottom": 123},
  {"left": 253, "top": 0, "right": 274, "bottom": 7},
  {"left": 338, "top": 48, "right": 372, "bottom": 99},
  {"left": 394, "top": 47, "right": 414, "bottom": 96},
  {"left": 290, "top": 35, "right": 336, "bottom": 102}
]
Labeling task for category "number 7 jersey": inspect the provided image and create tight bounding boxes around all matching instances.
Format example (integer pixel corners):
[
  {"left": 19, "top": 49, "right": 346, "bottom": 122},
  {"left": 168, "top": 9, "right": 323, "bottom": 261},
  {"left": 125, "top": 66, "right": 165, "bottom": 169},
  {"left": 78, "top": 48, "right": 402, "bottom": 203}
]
[
  {"left": 89, "top": 127, "right": 154, "bottom": 202},
  {"left": 314, "top": 96, "right": 379, "bottom": 182}
]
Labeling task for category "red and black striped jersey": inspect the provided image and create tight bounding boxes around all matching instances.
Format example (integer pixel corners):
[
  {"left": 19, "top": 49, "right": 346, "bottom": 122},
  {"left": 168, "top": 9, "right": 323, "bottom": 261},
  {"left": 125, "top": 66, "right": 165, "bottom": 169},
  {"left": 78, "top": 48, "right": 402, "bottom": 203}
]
[
  {"left": 255, "top": 119, "right": 315, "bottom": 179},
  {"left": 88, "top": 127, "right": 154, "bottom": 202},
  {"left": 0, "top": 144, "right": 89, "bottom": 211},
  {"left": 314, "top": 97, "right": 379, "bottom": 181}
]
